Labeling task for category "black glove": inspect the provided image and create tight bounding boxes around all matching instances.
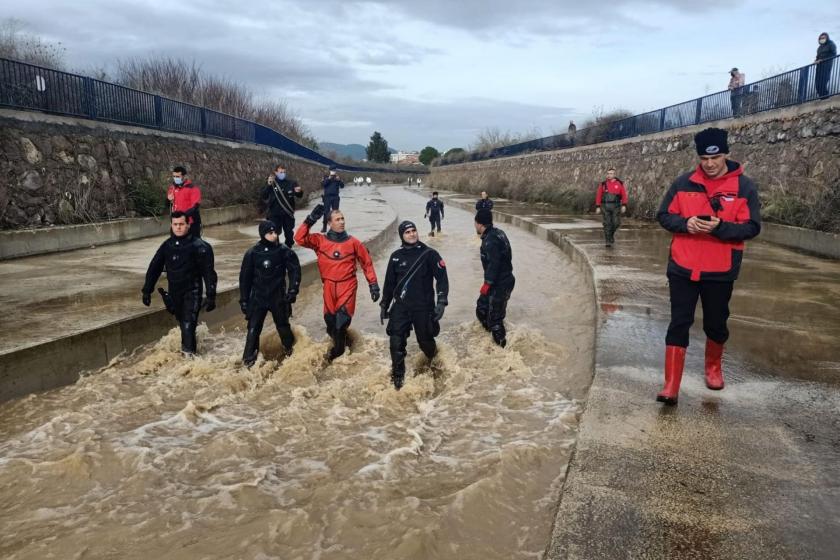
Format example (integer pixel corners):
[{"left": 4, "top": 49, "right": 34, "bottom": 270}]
[
  {"left": 304, "top": 203, "right": 325, "bottom": 226},
  {"left": 240, "top": 301, "right": 248, "bottom": 315},
  {"left": 380, "top": 302, "right": 390, "bottom": 325},
  {"left": 286, "top": 291, "right": 297, "bottom": 304},
  {"left": 433, "top": 301, "right": 446, "bottom": 322},
  {"left": 204, "top": 297, "right": 216, "bottom": 312},
  {"left": 369, "top": 283, "right": 380, "bottom": 302},
  {"left": 142, "top": 292, "right": 151, "bottom": 307}
]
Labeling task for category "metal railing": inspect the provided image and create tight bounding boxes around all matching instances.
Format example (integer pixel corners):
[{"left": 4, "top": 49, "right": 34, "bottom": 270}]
[
  {"left": 441, "top": 55, "right": 840, "bottom": 165},
  {"left": 0, "top": 57, "right": 412, "bottom": 174}
]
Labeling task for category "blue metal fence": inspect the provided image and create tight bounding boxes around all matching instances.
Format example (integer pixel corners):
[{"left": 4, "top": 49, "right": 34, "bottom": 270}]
[
  {"left": 441, "top": 55, "right": 840, "bottom": 164},
  {"left": 0, "top": 57, "right": 409, "bottom": 173}
]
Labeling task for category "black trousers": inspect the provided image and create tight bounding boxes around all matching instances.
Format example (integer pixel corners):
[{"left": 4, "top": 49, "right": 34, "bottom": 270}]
[
  {"left": 269, "top": 212, "right": 296, "bottom": 247},
  {"left": 387, "top": 304, "right": 437, "bottom": 363},
  {"left": 666, "top": 274, "right": 734, "bottom": 348},
  {"left": 601, "top": 205, "right": 621, "bottom": 242},
  {"left": 815, "top": 60, "right": 834, "bottom": 98},
  {"left": 429, "top": 214, "right": 441, "bottom": 232},
  {"left": 173, "top": 288, "right": 202, "bottom": 354},
  {"left": 243, "top": 303, "right": 294, "bottom": 363},
  {"left": 476, "top": 277, "right": 515, "bottom": 343}
]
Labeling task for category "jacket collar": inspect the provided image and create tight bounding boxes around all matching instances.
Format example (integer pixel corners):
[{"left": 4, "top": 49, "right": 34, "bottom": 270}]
[{"left": 326, "top": 230, "right": 349, "bottom": 242}]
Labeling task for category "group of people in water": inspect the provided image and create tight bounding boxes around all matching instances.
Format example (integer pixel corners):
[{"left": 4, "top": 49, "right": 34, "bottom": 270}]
[
  {"left": 144, "top": 126, "right": 759, "bottom": 403},
  {"left": 142, "top": 167, "right": 514, "bottom": 390}
]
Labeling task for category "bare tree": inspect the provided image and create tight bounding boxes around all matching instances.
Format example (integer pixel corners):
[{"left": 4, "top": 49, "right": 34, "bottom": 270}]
[{"left": 0, "top": 18, "right": 66, "bottom": 69}]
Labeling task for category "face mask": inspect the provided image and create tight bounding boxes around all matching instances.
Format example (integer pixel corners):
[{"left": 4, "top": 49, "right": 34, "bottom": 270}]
[
  {"left": 276, "top": 172, "right": 286, "bottom": 180},
  {"left": 820, "top": 38, "right": 827, "bottom": 44},
  {"left": 173, "top": 177, "right": 183, "bottom": 185}
]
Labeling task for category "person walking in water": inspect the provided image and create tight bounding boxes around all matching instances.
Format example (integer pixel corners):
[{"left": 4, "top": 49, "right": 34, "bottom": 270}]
[
  {"left": 595, "top": 168, "right": 628, "bottom": 247},
  {"left": 474, "top": 209, "right": 515, "bottom": 348},
  {"left": 424, "top": 191, "right": 444, "bottom": 236},
  {"left": 262, "top": 164, "right": 303, "bottom": 248},
  {"left": 379, "top": 221, "right": 449, "bottom": 390},
  {"left": 655, "top": 127, "right": 761, "bottom": 405},
  {"left": 142, "top": 212, "right": 217, "bottom": 355},
  {"left": 239, "top": 220, "right": 302, "bottom": 366},
  {"left": 295, "top": 204, "right": 380, "bottom": 361}
]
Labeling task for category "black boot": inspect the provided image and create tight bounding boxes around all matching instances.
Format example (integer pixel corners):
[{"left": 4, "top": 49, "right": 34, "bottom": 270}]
[
  {"left": 242, "top": 327, "right": 260, "bottom": 367},
  {"left": 278, "top": 326, "right": 295, "bottom": 358},
  {"left": 327, "top": 328, "right": 347, "bottom": 361},
  {"left": 180, "top": 321, "right": 197, "bottom": 355},
  {"left": 491, "top": 325, "right": 507, "bottom": 348}
]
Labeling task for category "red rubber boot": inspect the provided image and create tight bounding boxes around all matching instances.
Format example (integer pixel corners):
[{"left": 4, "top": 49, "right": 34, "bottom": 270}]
[
  {"left": 656, "top": 345, "right": 686, "bottom": 405},
  {"left": 704, "top": 339, "right": 725, "bottom": 390}
]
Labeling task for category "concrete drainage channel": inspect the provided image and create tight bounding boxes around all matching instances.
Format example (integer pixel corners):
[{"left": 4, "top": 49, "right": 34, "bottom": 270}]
[{"left": 0, "top": 212, "right": 398, "bottom": 403}]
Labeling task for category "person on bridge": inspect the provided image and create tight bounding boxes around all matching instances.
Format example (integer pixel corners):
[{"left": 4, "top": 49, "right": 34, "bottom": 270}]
[
  {"left": 476, "top": 191, "right": 494, "bottom": 211},
  {"left": 167, "top": 166, "right": 202, "bottom": 237},
  {"left": 655, "top": 127, "right": 761, "bottom": 405},
  {"left": 474, "top": 209, "right": 515, "bottom": 348},
  {"left": 295, "top": 205, "right": 380, "bottom": 361},
  {"left": 595, "top": 168, "right": 628, "bottom": 247},
  {"left": 424, "top": 191, "right": 444, "bottom": 236},
  {"left": 262, "top": 164, "right": 304, "bottom": 248},
  {"left": 815, "top": 32, "right": 837, "bottom": 100},
  {"left": 379, "top": 221, "right": 449, "bottom": 390},
  {"left": 239, "top": 220, "right": 302, "bottom": 366},
  {"left": 320, "top": 167, "right": 344, "bottom": 232},
  {"left": 728, "top": 68, "right": 746, "bottom": 117},
  {"left": 142, "top": 212, "right": 217, "bottom": 356}
]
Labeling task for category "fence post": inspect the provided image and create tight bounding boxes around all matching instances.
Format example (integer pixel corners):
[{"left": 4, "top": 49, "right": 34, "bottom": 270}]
[
  {"left": 200, "top": 108, "right": 207, "bottom": 135},
  {"left": 797, "top": 66, "right": 810, "bottom": 103},
  {"left": 154, "top": 95, "right": 162, "bottom": 128},
  {"left": 658, "top": 109, "right": 666, "bottom": 131},
  {"left": 83, "top": 77, "right": 97, "bottom": 118},
  {"left": 694, "top": 98, "right": 703, "bottom": 124}
]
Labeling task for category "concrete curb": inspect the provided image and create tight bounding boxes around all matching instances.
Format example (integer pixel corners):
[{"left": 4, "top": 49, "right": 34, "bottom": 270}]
[
  {"left": 0, "top": 204, "right": 256, "bottom": 260},
  {"left": 760, "top": 222, "right": 840, "bottom": 260},
  {"left": 0, "top": 209, "right": 398, "bottom": 403}
]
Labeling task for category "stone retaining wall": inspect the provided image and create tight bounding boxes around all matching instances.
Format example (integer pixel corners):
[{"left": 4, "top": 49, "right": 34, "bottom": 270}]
[
  {"left": 430, "top": 98, "right": 840, "bottom": 233},
  {"left": 0, "top": 108, "right": 410, "bottom": 229}
]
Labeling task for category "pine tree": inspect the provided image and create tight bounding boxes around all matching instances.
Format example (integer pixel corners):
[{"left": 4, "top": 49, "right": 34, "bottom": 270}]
[{"left": 366, "top": 131, "right": 390, "bottom": 163}]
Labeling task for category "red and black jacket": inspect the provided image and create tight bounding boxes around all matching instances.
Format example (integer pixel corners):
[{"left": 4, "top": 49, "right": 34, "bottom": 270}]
[{"left": 657, "top": 160, "right": 761, "bottom": 282}]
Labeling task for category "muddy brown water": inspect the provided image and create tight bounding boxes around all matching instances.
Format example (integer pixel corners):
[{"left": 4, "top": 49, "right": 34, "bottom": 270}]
[{"left": 0, "top": 187, "right": 595, "bottom": 559}]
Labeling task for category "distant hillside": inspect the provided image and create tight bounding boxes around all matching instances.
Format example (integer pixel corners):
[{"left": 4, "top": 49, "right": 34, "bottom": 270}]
[{"left": 321, "top": 142, "right": 398, "bottom": 161}]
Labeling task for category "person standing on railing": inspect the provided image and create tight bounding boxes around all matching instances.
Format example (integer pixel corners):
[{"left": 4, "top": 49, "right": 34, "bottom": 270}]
[
  {"left": 654, "top": 127, "right": 761, "bottom": 406},
  {"left": 262, "top": 164, "right": 303, "bottom": 248},
  {"left": 320, "top": 167, "right": 344, "bottom": 233},
  {"left": 595, "top": 168, "right": 628, "bottom": 247},
  {"left": 728, "top": 68, "right": 746, "bottom": 116},
  {"left": 815, "top": 32, "right": 837, "bottom": 100},
  {"left": 476, "top": 191, "right": 494, "bottom": 211},
  {"left": 568, "top": 120, "right": 577, "bottom": 146},
  {"left": 167, "top": 166, "right": 203, "bottom": 237}
]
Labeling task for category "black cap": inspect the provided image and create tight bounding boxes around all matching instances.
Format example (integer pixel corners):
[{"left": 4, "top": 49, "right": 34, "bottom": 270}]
[
  {"left": 398, "top": 220, "right": 417, "bottom": 241},
  {"left": 475, "top": 209, "right": 493, "bottom": 225},
  {"left": 259, "top": 220, "right": 277, "bottom": 239},
  {"left": 694, "top": 127, "right": 729, "bottom": 156}
]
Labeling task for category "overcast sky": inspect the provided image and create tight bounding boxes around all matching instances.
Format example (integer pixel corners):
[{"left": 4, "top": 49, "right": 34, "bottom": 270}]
[{"left": 6, "top": 0, "right": 839, "bottom": 151}]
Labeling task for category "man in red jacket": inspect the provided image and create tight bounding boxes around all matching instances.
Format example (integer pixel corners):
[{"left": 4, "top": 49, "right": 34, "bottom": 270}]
[
  {"left": 295, "top": 204, "right": 380, "bottom": 361},
  {"left": 595, "top": 168, "right": 628, "bottom": 247},
  {"left": 655, "top": 128, "right": 761, "bottom": 405},
  {"left": 167, "top": 166, "right": 203, "bottom": 237}
]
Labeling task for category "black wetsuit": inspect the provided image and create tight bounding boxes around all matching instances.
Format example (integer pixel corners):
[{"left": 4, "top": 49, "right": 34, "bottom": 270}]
[
  {"left": 142, "top": 232, "right": 217, "bottom": 354},
  {"left": 381, "top": 241, "right": 449, "bottom": 384},
  {"left": 477, "top": 225, "right": 515, "bottom": 346},
  {"left": 239, "top": 232, "right": 302, "bottom": 364},
  {"left": 425, "top": 198, "right": 444, "bottom": 233},
  {"left": 321, "top": 176, "right": 344, "bottom": 231},
  {"left": 261, "top": 177, "right": 303, "bottom": 247}
]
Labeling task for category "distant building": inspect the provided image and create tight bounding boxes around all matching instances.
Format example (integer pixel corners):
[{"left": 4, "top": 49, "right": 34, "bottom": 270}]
[{"left": 390, "top": 151, "right": 421, "bottom": 164}]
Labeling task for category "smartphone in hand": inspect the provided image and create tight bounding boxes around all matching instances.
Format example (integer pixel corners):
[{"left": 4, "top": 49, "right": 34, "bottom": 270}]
[{"left": 696, "top": 215, "right": 711, "bottom": 221}]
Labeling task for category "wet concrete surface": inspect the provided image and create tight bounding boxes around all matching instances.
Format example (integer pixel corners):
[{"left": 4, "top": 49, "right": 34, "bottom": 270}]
[
  {"left": 0, "top": 185, "right": 393, "bottom": 355},
  {"left": 437, "top": 191, "right": 840, "bottom": 559}
]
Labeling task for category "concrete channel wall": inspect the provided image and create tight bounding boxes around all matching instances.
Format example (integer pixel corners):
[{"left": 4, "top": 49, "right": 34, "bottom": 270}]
[
  {"left": 0, "top": 213, "right": 398, "bottom": 403},
  {"left": 0, "top": 204, "right": 254, "bottom": 260}
]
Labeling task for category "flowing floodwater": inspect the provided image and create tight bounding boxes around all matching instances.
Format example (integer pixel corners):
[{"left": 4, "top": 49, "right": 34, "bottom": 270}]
[{"left": 0, "top": 187, "right": 595, "bottom": 559}]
